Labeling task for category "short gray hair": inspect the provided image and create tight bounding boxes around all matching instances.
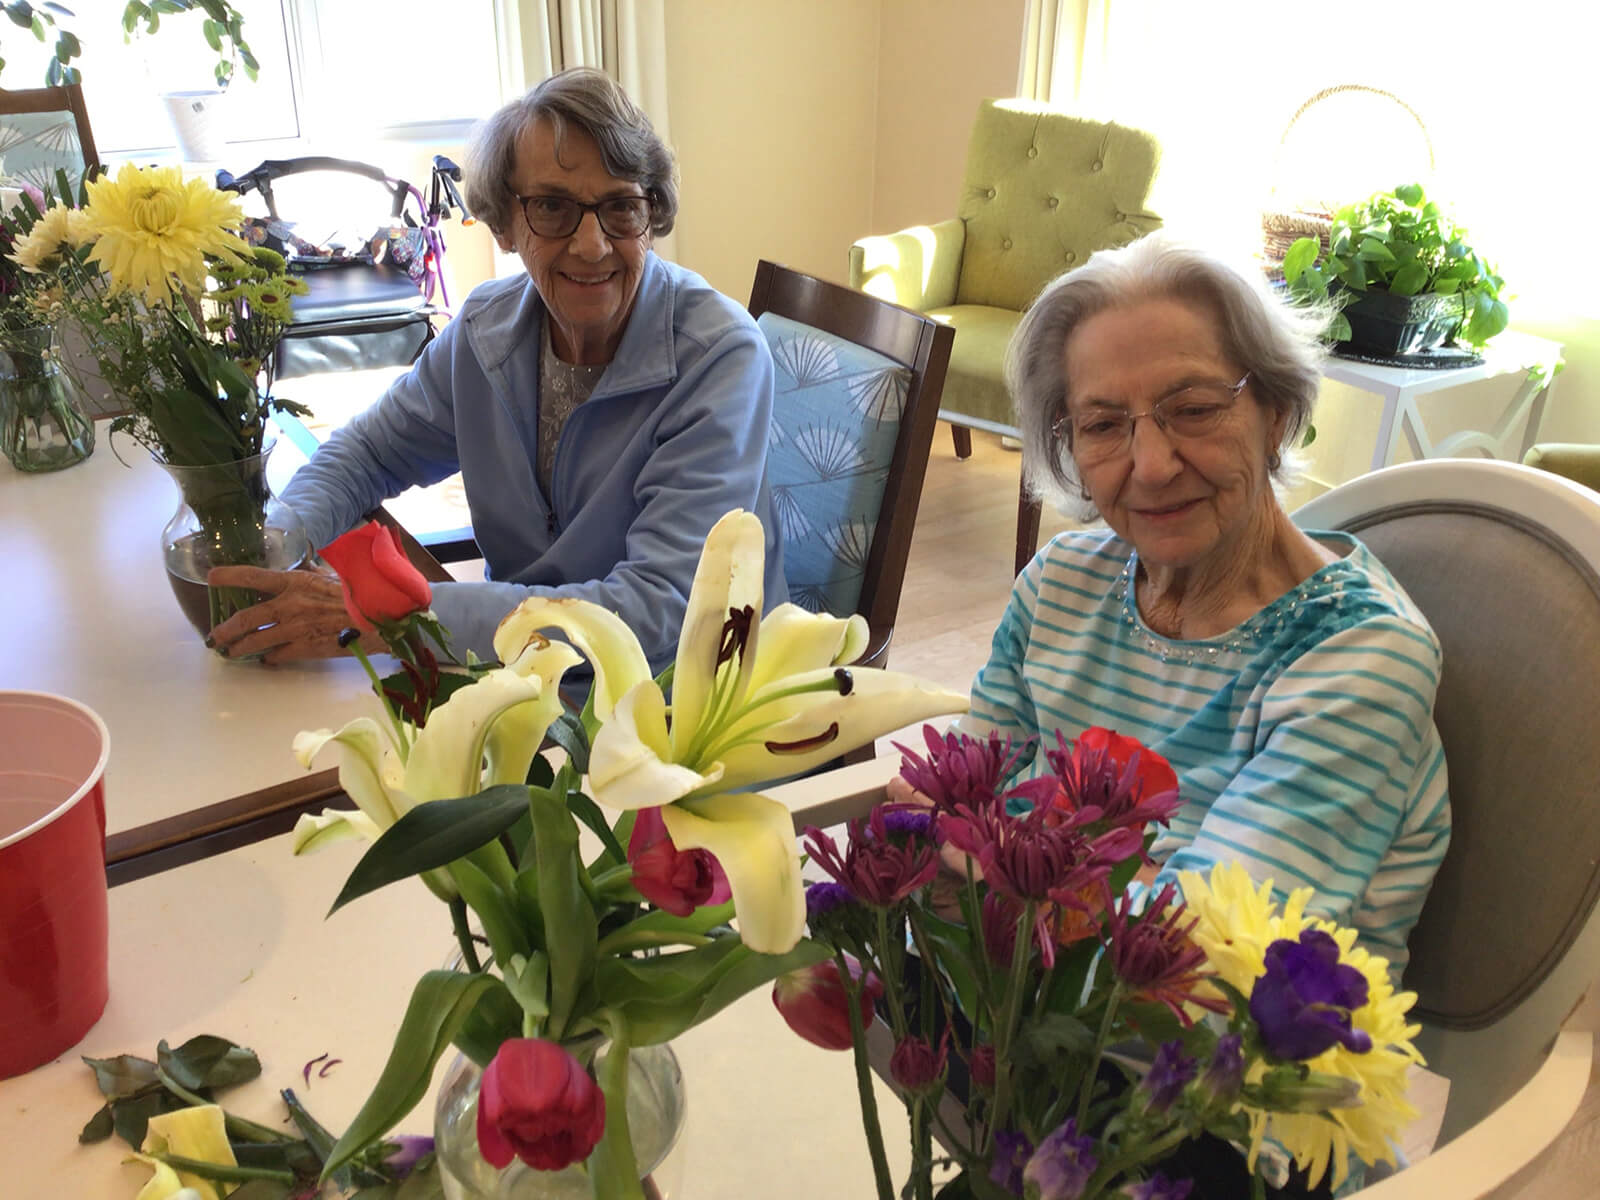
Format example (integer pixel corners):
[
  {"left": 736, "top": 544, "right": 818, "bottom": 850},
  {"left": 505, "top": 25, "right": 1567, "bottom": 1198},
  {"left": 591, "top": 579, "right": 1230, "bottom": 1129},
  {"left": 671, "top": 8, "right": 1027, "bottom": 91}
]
[
  {"left": 464, "top": 67, "right": 679, "bottom": 240},
  {"left": 1008, "top": 232, "right": 1331, "bottom": 514}
]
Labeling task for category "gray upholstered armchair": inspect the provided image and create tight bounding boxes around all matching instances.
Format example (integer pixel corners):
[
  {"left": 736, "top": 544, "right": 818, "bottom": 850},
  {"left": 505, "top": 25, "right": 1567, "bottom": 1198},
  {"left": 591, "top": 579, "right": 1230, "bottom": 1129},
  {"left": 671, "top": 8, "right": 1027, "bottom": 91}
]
[{"left": 849, "top": 99, "right": 1162, "bottom": 575}]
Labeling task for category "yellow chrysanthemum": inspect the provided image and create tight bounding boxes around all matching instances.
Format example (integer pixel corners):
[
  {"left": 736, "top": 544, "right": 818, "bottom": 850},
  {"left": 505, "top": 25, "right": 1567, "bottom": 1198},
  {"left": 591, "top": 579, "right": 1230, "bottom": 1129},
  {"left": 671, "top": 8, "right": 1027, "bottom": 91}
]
[
  {"left": 1178, "top": 862, "right": 1424, "bottom": 1190},
  {"left": 7, "top": 203, "right": 92, "bottom": 272},
  {"left": 83, "top": 163, "right": 247, "bottom": 305}
]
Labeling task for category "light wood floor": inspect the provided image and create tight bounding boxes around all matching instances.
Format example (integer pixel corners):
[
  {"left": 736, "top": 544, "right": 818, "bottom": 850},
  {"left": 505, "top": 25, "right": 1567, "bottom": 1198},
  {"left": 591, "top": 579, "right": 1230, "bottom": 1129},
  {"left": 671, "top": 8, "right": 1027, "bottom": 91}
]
[{"left": 887, "top": 426, "right": 1600, "bottom": 1199}]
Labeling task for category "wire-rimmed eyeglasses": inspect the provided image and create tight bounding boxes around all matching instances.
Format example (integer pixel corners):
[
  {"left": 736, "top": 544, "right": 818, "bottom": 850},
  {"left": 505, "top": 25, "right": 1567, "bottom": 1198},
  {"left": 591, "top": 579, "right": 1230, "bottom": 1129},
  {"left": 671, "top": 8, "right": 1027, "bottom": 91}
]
[
  {"left": 1052, "top": 373, "right": 1251, "bottom": 465},
  {"left": 517, "top": 193, "right": 654, "bottom": 240}
]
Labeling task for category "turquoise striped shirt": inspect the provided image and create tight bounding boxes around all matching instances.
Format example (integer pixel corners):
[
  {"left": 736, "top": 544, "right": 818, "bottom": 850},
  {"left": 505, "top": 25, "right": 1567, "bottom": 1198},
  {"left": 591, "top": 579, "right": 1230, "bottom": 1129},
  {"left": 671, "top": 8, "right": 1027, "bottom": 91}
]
[{"left": 960, "top": 528, "right": 1451, "bottom": 976}]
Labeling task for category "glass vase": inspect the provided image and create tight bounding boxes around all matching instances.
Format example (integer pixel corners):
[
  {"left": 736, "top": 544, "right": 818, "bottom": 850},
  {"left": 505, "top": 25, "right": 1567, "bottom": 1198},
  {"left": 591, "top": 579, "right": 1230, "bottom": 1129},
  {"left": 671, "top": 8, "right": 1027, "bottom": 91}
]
[
  {"left": 0, "top": 326, "right": 94, "bottom": 473},
  {"left": 157, "top": 438, "right": 311, "bottom": 644},
  {"left": 433, "top": 1043, "right": 687, "bottom": 1200}
]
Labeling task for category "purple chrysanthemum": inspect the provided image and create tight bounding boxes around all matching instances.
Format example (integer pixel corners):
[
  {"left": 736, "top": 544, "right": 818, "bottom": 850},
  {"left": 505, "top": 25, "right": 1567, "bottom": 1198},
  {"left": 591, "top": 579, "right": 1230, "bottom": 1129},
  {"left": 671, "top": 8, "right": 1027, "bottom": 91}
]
[
  {"left": 1100, "top": 884, "right": 1228, "bottom": 1025},
  {"left": 894, "top": 724, "right": 1033, "bottom": 815},
  {"left": 1045, "top": 729, "right": 1183, "bottom": 833},
  {"left": 804, "top": 805, "right": 939, "bottom": 909},
  {"left": 1022, "top": 1118, "right": 1098, "bottom": 1200},
  {"left": 1251, "top": 929, "right": 1373, "bottom": 1061},
  {"left": 805, "top": 881, "right": 855, "bottom": 922}
]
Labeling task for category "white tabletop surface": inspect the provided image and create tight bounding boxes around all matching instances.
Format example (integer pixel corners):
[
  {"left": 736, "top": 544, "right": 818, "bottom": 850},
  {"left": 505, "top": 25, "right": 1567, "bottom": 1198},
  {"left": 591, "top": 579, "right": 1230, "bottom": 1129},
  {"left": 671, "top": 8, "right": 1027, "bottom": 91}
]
[
  {"left": 0, "top": 822, "right": 910, "bottom": 1199},
  {"left": 1320, "top": 329, "right": 1562, "bottom": 401},
  {"left": 1, "top": 422, "right": 377, "bottom": 837}
]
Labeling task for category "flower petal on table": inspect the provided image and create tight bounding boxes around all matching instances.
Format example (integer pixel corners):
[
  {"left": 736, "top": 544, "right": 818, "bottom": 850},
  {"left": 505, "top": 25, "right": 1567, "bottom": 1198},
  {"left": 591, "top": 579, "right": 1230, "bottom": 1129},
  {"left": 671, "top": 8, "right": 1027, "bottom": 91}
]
[
  {"left": 140, "top": 1103, "right": 235, "bottom": 1199},
  {"left": 661, "top": 791, "right": 805, "bottom": 955},
  {"left": 494, "top": 596, "right": 651, "bottom": 723},
  {"left": 589, "top": 680, "right": 721, "bottom": 810},
  {"left": 125, "top": 1153, "right": 210, "bottom": 1200},
  {"left": 294, "top": 718, "right": 408, "bottom": 829},
  {"left": 669, "top": 509, "right": 767, "bottom": 762}
]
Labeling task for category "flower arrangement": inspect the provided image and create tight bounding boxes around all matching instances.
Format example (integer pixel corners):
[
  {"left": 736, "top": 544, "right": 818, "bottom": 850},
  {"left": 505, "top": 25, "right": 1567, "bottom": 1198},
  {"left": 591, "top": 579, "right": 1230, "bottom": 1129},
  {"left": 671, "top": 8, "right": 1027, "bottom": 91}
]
[
  {"left": 1, "top": 163, "right": 308, "bottom": 467},
  {"left": 774, "top": 726, "right": 1422, "bottom": 1200},
  {"left": 293, "top": 510, "right": 970, "bottom": 1198}
]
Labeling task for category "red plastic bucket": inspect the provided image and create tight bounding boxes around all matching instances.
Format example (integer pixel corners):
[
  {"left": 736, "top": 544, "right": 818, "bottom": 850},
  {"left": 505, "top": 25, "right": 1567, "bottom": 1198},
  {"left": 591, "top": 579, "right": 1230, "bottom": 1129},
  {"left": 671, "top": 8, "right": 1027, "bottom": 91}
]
[{"left": 0, "top": 691, "right": 111, "bottom": 1077}]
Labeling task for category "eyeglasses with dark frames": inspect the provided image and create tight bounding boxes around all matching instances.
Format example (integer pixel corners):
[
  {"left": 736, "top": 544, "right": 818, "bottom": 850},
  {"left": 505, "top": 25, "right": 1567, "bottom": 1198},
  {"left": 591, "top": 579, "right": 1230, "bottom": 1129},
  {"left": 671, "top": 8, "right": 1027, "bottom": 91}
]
[
  {"left": 517, "top": 193, "right": 654, "bottom": 240},
  {"left": 1053, "top": 373, "right": 1252, "bottom": 465}
]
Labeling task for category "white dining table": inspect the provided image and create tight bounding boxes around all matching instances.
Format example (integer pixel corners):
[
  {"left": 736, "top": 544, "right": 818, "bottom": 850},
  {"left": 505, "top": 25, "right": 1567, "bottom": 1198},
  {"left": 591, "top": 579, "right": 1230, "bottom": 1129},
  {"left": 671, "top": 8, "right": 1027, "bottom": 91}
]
[
  {"left": 1, "top": 770, "right": 913, "bottom": 1200},
  {"left": 1, "top": 421, "right": 383, "bottom": 858}
]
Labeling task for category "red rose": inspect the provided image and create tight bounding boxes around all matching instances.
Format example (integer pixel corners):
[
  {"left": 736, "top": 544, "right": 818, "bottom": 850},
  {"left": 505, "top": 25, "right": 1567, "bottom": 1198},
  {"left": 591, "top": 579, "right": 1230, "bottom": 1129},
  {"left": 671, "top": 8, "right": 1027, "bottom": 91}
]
[
  {"left": 627, "top": 807, "right": 731, "bottom": 916},
  {"left": 1076, "top": 726, "right": 1178, "bottom": 800},
  {"left": 771, "top": 955, "right": 884, "bottom": 1051},
  {"left": 319, "top": 522, "right": 432, "bottom": 630},
  {"left": 476, "top": 1039, "right": 606, "bottom": 1172}
]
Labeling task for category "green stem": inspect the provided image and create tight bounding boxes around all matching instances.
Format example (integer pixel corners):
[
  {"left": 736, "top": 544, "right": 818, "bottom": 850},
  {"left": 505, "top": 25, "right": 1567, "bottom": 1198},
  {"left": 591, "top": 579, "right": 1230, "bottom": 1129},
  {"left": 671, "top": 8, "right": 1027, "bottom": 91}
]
[
  {"left": 154, "top": 1154, "right": 296, "bottom": 1185},
  {"left": 350, "top": 641, "right": 409, "bottom": 759},
  {"left": 838, "top": 949, "right": 896, "bottom": 1200},
  {"left": 449, "top": 896, "right": 482, "bottom": 973},
  {"left": 595, "top": 927, "right": 712, "bottom": 957},
  {"left": 1083, "top": 1122, "right": 1194, "bottom": 1195},
  {"left": 876, "top": 907, "right": 909, "bottom": 1039},
  {"left": 154, "top": 1069, "right": 294, "bottom": 1145},
  {"left": 1076, "top": 983, "right": 1124, "bottom": 1130},
  {"left": 986, "top": 899, "right": 1037, "bottom": 1149}
]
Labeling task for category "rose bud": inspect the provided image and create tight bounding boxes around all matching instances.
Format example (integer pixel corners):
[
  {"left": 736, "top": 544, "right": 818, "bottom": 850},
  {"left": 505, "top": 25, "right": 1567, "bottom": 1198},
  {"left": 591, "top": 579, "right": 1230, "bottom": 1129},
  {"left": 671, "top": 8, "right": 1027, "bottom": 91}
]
[
  {"left": 319, "top": 521, "right": 432, "bottom": 630},
  {"left": 476, "top": 1038, "right": 606, "bottom": 1172},
  {"left": 771, "top": 955, "right": 884, "bottom": 1051}
]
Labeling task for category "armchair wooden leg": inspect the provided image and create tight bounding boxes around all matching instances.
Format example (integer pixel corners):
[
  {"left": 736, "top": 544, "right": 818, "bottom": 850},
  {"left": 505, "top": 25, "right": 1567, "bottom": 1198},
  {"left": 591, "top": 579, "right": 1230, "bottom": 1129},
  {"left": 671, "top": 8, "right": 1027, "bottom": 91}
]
[
  {"left": 950, "top": 424, "right": 973, "bottom": 460},
  {"left": 1015, "top": 480, "right": 1042, "bottom": 578}
]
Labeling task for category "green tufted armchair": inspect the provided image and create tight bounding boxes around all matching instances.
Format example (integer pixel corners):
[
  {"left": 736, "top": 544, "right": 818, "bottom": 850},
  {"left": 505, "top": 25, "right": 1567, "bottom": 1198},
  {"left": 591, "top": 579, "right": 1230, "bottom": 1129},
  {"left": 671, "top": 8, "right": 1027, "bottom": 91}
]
[
  {"left": 1524, "top": 443, "right": 1600, "bottom": 494},
  {"left": 849, "top": 99, "right": 1162, "bottom": 576}
]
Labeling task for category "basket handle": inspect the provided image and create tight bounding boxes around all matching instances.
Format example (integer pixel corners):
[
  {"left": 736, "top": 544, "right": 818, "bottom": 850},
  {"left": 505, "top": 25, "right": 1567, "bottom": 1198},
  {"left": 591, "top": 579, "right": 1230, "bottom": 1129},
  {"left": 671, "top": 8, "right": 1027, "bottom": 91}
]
[{"left": 1279, "top": 84, "right": 1435, "bottom": 169}]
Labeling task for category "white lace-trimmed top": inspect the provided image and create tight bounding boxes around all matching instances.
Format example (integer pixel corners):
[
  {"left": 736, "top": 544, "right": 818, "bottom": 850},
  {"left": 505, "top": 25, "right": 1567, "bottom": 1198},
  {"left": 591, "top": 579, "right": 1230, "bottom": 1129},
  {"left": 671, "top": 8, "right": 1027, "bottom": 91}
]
[{"left": 536, "top": 315, "right": 607, "bottom": 502}]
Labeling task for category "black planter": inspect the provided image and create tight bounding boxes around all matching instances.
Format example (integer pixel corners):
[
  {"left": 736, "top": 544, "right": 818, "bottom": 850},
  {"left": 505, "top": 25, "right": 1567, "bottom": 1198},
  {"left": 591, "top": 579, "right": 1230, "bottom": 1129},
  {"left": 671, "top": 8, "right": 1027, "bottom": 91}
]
[{"left": 1338, "top": 288, "right": 1465, "bottom": 357}]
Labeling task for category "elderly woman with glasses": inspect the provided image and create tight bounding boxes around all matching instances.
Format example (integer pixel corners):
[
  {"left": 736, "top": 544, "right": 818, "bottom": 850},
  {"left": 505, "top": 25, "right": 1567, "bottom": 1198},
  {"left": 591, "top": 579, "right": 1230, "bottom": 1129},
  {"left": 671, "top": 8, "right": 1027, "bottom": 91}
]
[
  {"left": 901, "top": 232, "right": 1450, "bottom": 972},
  {"left": 208, "top": 67, "right": 784, "bottom": 665}
]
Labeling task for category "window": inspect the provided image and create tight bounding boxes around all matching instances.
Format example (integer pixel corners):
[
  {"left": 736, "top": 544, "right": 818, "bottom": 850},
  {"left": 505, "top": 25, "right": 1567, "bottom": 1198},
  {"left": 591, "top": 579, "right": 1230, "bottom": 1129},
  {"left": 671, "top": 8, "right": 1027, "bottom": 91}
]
[{"left": 0, "top": 0, "right": 505, "bottom": 154}]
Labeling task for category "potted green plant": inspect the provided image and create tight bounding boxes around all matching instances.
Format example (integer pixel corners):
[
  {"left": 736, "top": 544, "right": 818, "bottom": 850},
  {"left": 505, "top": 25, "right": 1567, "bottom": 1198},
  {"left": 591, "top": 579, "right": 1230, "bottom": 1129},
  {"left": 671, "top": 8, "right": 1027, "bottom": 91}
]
[{"left": 1283, "top": 182, "right": 1509, "bottom": 354}]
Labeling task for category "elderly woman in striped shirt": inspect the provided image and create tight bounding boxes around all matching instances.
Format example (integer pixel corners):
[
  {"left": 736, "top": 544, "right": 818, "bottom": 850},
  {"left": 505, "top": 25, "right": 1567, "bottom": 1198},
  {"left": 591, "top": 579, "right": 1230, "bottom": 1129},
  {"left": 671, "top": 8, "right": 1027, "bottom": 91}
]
[{"left": 894, "top": 232, "right": 1450, "bottom": 978}]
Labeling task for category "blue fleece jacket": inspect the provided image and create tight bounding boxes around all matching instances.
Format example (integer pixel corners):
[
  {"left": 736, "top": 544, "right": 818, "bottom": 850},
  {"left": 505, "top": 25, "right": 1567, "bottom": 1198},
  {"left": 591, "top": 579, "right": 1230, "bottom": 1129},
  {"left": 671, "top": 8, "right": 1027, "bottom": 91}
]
[{"left": 280, "top": 253, "right": 786, "bottom": 665}]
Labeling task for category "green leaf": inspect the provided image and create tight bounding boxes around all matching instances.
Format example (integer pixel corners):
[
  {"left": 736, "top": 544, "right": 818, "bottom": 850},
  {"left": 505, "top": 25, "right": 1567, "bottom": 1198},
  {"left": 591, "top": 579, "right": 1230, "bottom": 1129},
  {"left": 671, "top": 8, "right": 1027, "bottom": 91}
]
[
  {"left": 328, "top": 784, "right": 531, "bottom": 915},
  {"left": 202, "top": 16, "right": 221, "bottom": 50},
  {"left": 1388, "top": 262, "right": 1428, "bottom": 296},
  {"left": 450, "top": 856, "right": 531, "bottom": 966},
  {"left": 596, "top": 936, "right": 830, "bottom": 1046},
  {"left": 110, "top": 1088, "right": 183, "bottom": 1149},
  {"left": 526, "top": 785, "right": 598, "bottom": 1037},
  {"left": 587, "top": 1017, "right": 646, "bottom": 1200},
  {"left": 322, "top": 970, "right": 503, "bottom": 1178},
  {"left": 79, "top": 1104, "right": 115, "bottom": 1143},
  {"left": 157, "top": 1034, "right": 262, "bottom": 1091},
  {"left": 1355, "top": 237, "right": 1396, "bottom": 264},
  {"left": 914, "top": 911, "right": 980, "bottom": 1019},
  {"left": 567, "top": 786, "right": 626, "bottom": 866},
  {"left": 82, "top": 1052, "right": 161, "bottom": 1100},
  {"left": 5, "top": 5, "right": 35, "bottom": 32},
  {"left": 452, "top": 976, "right": 523, "bottom": 1067},
  {"left": 546, "top": 709, "right": 590, "bottom": 775},
  {"left": 1281, "top": 237, "right": 1320, "bottom": 285}
]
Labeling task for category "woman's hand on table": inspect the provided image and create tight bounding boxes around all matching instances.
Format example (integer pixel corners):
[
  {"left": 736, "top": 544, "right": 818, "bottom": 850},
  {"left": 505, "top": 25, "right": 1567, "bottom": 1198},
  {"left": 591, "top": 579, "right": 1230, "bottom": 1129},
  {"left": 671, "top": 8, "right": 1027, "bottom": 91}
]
[{"left": 205, "top": 564, "right": 385, "bottom": 664}]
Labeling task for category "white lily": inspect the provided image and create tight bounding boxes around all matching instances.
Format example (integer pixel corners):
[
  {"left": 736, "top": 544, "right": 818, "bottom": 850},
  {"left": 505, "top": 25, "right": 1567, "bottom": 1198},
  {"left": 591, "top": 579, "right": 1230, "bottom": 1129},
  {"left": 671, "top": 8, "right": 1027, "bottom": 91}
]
[
  {"left": 292, "top": 638, "right": 583, "bottom": 886},
  {"left": 493, "top": 509, "right": 969, "bottom": 954}
]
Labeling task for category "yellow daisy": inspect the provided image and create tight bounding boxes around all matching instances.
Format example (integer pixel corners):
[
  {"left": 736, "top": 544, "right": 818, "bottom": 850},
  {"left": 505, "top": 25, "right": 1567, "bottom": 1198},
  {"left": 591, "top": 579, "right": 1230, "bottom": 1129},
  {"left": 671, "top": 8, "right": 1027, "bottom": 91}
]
[
  {"left": 8, "top": 204, "right": 92, "bottom": 272},
  {"left": 1178, "top": 862, "right": 1423, "bottom": 1190},
  {"left": 82, "top": 163, "right": 247, "bottom": 305}
]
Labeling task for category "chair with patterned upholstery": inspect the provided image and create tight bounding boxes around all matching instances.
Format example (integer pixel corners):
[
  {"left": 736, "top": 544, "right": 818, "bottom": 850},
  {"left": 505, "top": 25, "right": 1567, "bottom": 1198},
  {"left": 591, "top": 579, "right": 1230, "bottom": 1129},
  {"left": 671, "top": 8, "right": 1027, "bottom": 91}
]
[
  {"left": 0, "top": 83, "right": 99, "bottom": 198},
  {"left": 749, "top": 259, "right": 954, "bottom": 673},
  {"left": 849, "top": 99, "right": 1162, "bottom": 577}
]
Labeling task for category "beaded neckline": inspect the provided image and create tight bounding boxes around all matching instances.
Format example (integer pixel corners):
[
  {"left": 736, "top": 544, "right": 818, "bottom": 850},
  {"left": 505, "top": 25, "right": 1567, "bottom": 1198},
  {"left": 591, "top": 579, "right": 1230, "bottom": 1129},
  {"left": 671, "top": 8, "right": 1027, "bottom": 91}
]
[{"left": 1115, "top": 535, "right": 1360, "bottom": 665}]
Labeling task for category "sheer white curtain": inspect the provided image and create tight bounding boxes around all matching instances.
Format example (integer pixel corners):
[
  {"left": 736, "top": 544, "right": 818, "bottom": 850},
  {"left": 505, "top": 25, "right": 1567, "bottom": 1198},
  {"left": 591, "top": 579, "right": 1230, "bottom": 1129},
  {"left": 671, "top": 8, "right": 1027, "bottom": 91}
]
[
  {"left": 1016, "top": 0, "right": 1113, "bottom": 110},
  {"left": 517, "top": 0, "right": 676, "bottom": 258}
]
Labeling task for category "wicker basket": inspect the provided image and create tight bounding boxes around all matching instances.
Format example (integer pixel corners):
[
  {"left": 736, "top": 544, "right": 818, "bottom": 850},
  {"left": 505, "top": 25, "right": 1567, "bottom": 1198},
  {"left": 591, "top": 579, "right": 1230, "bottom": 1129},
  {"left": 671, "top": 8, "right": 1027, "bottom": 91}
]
[{"left": 1260, "top": 85, "right": 1434, "bottom": 280}]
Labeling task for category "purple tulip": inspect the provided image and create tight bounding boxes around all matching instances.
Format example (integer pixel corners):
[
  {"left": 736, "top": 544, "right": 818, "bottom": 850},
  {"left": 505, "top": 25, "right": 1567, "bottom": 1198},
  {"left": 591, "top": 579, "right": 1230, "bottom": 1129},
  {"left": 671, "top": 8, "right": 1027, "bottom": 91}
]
[{"left": 1250, "top": 930, "right": 1373, "bottom": 1061}]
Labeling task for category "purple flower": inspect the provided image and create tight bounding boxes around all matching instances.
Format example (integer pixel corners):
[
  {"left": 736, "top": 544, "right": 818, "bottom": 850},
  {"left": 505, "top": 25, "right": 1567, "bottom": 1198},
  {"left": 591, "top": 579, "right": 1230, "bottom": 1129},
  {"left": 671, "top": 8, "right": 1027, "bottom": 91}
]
[
  {"left": 895, "top": 724, "right": 1033, "bottom": 814},
  {"left": 805, "top": 881, "right": 855, "bottom": 921},
  {"left": 1045, "top": 729, "right": 1183, "bottom": 834},
  {"left": 989, "top": 1130, "right": 1034, "bottom": 1196},
  {"left": 803, "top": 806, "right": 939, "bottom": 908},
  {"left": 1250, "top": 929, "right": 1373, "bottom": 1061},
  {"left": 889, "top": 1032, "right": 947, "bottom": 1094},
  {"left": 877, "top": 807, "right": 935, "bottom": 841},
  {"left": 1197, "top": 1033, "right": 1244, "bottom": 1107},
  {"left": 383, "top": 1134, "right": 435, "bottom": 1177},
  {"left": 940, "top": 802, "right": 1096, "bottom": 904},
  {"left": 1121, "top": 1173, "right": 1194, "bottom": 1200},
  {"left": 1022, "top": 1118, "right": 1098, "bottom": 1200},
  {"left": 1136, "top": 1040, "right": 1197, "bottom": 1115}
]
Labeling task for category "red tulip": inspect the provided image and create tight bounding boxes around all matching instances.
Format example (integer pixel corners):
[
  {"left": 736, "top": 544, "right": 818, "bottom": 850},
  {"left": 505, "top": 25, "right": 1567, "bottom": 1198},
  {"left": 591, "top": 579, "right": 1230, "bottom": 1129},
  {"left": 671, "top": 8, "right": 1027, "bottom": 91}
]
[
  {"left": 627, "top": 807, "right": 731, "bottom": 916},
  {"left": 1076, "top": 726, "right": 1179, "bottom": 801},
  {"left": 772, "top": 955, "right": 884, "bottom": 1051},
  {"left": 319, "top": 522, "right": 432, "bottom": 631},
  {"left": 476, "top": 1038, "right": 606, "bottom": 1172}
]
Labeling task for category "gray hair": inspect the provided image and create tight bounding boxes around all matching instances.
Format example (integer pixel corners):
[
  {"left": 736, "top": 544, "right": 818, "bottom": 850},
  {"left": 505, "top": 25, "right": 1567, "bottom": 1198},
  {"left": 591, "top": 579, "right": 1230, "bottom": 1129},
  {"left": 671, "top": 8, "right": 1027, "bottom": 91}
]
[
  {"left": 464, "top": 67, "right": 679, "bottom": 240},
  {"left": 1008, "top": 232, "right": 1331, "bottom": 515}
]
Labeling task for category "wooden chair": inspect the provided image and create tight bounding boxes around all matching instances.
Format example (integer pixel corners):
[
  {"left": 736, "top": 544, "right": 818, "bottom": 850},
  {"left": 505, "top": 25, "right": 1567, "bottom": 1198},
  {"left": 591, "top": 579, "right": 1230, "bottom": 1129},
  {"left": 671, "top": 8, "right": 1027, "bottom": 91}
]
[
  {"left": 0, "top": 83, "right": 100, "bottom": 194},
  {"left": 748, "top": 259, "right": 954, "bottom": 672}
]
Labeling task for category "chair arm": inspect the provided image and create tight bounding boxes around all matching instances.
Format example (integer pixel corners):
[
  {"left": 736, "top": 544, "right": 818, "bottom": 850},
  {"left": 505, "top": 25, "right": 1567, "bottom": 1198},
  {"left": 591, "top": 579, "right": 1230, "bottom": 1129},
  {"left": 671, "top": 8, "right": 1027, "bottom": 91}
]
[
  {"left": 770, "top": 755, "right": 898, "bottom": 833},
  {"left": 1523, "top": 443, "right": 1600, "bottom": 494},
  {"left": 849, "top": 218, "right": 965, "bottom": 310}
]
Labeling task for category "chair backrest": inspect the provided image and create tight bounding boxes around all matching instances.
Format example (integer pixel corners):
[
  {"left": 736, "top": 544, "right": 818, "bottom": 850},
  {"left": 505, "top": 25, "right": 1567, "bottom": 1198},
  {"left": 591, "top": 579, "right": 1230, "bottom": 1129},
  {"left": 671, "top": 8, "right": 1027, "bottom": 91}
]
[
  {"left": 955, "top": 99, "right": 1162, "bottom": 313},
  {"left": 1294, "top": 458, "right": 1600, "bottom": 1142},
  {"left": 0, "top": 84, "right": 99, "bottom": 198},
  {"left": 748, "top": 260, "right": 954, "bottom": 666}
]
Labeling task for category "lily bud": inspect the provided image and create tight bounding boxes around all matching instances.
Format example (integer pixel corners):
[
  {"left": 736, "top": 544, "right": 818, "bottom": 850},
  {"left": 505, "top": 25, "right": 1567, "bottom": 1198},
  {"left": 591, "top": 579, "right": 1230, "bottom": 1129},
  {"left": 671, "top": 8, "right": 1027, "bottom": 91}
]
[{"left": 771, "top": 955, "right": 883, "bottom": 1051}]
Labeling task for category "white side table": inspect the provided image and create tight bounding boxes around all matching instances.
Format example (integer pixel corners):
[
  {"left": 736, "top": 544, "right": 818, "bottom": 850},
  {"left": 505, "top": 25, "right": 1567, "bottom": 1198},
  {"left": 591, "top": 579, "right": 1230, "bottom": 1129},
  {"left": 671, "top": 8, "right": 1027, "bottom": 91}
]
[{"left": 1320, "top": 330, "right": 1563, "bottom": 470}]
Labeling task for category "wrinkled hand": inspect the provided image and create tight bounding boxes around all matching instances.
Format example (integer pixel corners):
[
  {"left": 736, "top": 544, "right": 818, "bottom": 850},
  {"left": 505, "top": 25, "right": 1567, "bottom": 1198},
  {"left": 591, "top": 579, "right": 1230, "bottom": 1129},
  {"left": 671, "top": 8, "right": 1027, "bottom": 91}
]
[
  {"left": 886, "top": 774, "right": 976, "bottom": 920},
  {"left": 206, "top": 564, "right": 384, "bottom": 664}
]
